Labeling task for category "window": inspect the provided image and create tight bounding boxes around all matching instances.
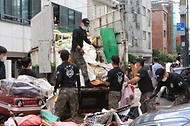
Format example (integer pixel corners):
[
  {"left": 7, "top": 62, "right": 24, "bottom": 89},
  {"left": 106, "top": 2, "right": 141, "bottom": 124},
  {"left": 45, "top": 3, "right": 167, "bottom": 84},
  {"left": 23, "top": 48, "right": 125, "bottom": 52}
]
[
  {"left": 0, "top": 0, "right": 5, "bottom": 14},
  {"left": 148, "top": 32, "right": 151, "bottom": 49},
  {"left": 68, "top": 9, "right": 75, "bottom": 25},
  {"left": 12, "top": 0, "right": 21, "bottom": 18},
  {"left": 164, "top": 30, "right": 166, "bottom": 37},
  {"left": 148, "top": 9, "right": 151, "bottom": 27},
  {"left": 0, "top": 0, "right": 41, "bottom": 24},
  {"left": 143, "top": 6, "right": 146, "bottom": 16},
  {"left": 22, "top": 0, "right": 29, "bottom": 23},
  {"left": 54, "top": 3, "right": 82, "bottom": 32},
  {"left": 163, "top": 13, "right": 166, "bottom": 21},
  {"left": 143, "top": 31, "right": 146, "bottom": 40}
]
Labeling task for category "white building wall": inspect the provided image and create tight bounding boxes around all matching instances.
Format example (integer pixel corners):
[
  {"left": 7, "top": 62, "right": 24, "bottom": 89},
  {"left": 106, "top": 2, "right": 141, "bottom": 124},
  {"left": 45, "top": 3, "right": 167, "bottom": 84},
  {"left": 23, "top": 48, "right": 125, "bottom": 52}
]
[
  {"left": 0, "top": 21, "right": 31, "bottom": 54},
  {"left": 0, "top": 0, "right": 88, "bottom": 55},
  {"left": 42, "top": 0, "right": 88, "bottom": 18}
]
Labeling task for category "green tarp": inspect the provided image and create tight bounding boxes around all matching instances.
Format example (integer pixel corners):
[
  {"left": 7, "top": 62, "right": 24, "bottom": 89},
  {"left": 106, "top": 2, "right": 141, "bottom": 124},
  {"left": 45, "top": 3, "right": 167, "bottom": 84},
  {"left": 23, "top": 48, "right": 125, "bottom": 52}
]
[{"left": 100, "top": 28, "right": 118, "bottom": 63}]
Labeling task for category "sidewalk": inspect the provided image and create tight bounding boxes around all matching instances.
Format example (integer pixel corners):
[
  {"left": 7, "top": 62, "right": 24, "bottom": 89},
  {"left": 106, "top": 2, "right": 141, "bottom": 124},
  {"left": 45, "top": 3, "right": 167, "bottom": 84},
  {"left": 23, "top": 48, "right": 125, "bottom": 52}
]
[{"left": 133, "top": 88, "right": 173, "bottom": 109}]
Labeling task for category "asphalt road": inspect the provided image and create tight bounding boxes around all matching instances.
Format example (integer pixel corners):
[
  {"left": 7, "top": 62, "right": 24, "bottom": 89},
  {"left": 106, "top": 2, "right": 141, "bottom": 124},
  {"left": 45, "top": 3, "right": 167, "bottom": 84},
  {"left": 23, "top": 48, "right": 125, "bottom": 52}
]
[{"left": 133, "top": 88, "right": 173, "bottom": 109}]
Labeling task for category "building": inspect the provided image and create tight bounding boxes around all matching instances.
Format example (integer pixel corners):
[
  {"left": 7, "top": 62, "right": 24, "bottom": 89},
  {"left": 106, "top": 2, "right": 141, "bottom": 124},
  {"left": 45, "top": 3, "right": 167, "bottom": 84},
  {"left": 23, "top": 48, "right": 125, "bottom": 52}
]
[
  {"left": 0, "top": 0, "right": 88, "bottom": 77},
  {"left": 152, "top": 4, "right": 168, "bottom": 51},
  {"left": 87, "top": 0, "right": 119, "bottom": 19},
  {"left": 125, "top": 0, "right": 152, "bottom": 62},
  {"left": 87, "top": 0, "right": 152, "bottom": 62},
  {"left": 152, "top": 0, "right": 178, "bottom": 53}
]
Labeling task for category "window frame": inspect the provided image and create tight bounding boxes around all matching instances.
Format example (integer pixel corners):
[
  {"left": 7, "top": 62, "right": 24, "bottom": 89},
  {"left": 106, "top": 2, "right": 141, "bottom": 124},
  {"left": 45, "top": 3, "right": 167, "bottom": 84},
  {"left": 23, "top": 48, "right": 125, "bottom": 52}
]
[
  {"left": 143, "top": 31, "right": 146, "bottom": 40},
  {"left": 142, "top": 6, "right": 146, "bottom": 16},
  {"left": 164, "top": 30, "right": 166, "bottom": 38},
  {"left": 163, "top": 13, "right": 166, "bottom": 21}
]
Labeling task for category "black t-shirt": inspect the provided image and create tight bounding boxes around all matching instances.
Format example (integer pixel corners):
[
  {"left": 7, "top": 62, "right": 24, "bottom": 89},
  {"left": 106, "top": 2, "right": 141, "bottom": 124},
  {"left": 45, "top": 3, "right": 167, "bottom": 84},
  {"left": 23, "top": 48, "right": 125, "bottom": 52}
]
[
  {"left": 107, "top": 67, "right": 125, "bottom": 91},
  {"left": 55, "top": 62, "right": 79, "bottom": 89},
  {"left": 71, "top": 27, "right": 91, "bottom": 51},
  {"left": 137, "top": 68, "right": 154, "bottom": 94},
  {"left": 151, "top": 73, "right": 190, "bottom": 100},
  {"left": 19, "top": 69, "right": 37, "bottom": 78}
]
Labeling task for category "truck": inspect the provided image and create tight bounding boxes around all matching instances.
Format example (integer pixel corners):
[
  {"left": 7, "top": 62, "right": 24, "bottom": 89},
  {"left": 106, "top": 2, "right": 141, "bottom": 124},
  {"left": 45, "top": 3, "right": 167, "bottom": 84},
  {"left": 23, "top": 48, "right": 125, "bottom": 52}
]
[{"left": 30, "top": 3, "right": 127, "bottom": 114}]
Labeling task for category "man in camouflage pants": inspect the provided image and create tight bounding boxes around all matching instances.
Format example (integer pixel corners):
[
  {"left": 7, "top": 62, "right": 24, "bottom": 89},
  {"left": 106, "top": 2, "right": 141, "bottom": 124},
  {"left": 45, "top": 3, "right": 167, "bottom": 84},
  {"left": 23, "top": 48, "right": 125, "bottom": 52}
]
[
  {"left": 54, "top": 50, "right": 81, "bottom": 120},
  {"left": 127, "top": 58, "right": 156, "bottom": 113},
  {"left": 71, "top": 18, "right": 98, "bottom": 87},
  {"left": 103, "top": 56, "right": 125, "bottom": 109},
  {"left": 149, "top": 68, "right": 190, "bottom": 106}
]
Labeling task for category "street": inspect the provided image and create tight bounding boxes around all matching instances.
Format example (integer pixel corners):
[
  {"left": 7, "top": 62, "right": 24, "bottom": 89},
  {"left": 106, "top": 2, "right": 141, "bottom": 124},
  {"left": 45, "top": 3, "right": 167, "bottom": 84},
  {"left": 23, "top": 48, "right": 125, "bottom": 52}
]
[{"left": 133, "top": 88, "right": 173, "bottom": 109}]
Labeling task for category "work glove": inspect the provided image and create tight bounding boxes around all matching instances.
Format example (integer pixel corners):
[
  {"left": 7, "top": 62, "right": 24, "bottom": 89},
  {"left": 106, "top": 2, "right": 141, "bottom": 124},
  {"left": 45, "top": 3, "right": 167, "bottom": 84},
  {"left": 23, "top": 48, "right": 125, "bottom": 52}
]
[{"left": 92, "top": 43, "right": 100, "bottom": 49}]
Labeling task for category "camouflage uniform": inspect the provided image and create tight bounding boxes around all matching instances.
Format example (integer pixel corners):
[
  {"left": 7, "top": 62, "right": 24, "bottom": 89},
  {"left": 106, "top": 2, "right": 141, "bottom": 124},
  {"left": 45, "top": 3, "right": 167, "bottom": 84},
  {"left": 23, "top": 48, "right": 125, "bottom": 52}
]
[
  {"left": 109, "top": 91, "right": 121, "bottom": 109},
  {"left": 140, "top": 91, "right": 156, "bottom": 113},
  {"left": 172, "top": 92, "right": 189, "bottom": 106},
  {"left": 71, "top": 49, "right": 89, "bottom": 81},
  {"left": 54, "top": 87, "right": 78, "bottom": 119}
]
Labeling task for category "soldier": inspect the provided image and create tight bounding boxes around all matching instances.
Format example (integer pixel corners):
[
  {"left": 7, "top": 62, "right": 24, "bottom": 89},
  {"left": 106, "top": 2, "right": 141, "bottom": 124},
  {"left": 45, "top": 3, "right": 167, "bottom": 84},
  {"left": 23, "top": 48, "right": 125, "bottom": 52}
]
[
  {"left": 127, "top": 58, "right": 156, "bottom": 113},
  {"left": 71, "top": 18, "right": 98, "bottom": 87},
  {"left": 149, "top": 68, "right": 190, "bottom": 106},
  {"left": 103, "top": 56, "right": 125, "bottom": 109},
  {"left": 54, "top": 50, "right": 81, "bottom": 121}
]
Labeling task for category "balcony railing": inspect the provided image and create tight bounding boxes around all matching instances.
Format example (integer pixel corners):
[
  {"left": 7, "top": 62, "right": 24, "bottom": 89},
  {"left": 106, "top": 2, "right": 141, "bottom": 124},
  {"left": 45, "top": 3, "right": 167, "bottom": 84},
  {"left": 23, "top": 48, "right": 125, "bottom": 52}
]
[{"left": 0, "top": 13, "right": 30, "bottom": 25}]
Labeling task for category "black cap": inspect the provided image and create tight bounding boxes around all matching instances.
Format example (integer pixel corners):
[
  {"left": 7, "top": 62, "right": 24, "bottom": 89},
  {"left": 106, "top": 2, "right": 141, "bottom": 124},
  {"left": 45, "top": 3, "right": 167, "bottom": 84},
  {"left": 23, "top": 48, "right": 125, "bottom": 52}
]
[
  {"left": 155, "top": 68, "right": 165, "bottom": 82},
  {"left": 82, "top": 18, "right": 90, "bottom": 27},
  {"left": 111, "top": 55, "right": 120, "bottom": 64},
  {"left": 136, "top": 58, "right": 144, "bottom": 66},
  {"left": 60, "top": 50, "right": 69, "bottom": 61}
]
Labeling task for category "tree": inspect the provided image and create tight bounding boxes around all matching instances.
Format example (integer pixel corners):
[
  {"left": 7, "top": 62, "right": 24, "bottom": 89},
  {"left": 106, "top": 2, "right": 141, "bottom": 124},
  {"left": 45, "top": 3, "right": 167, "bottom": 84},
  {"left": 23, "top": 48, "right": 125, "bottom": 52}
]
[
  {"left": 152, "top": 49, "right": 177, "bottom": 65},
  {"left": 128, "top": 53, "right": 138, "bottom": 63}
]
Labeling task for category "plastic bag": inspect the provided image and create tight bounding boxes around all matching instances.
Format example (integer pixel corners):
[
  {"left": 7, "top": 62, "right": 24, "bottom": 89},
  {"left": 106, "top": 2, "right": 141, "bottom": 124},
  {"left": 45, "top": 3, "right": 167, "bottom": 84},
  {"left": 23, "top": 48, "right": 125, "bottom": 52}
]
[
  {"left": 84, "top": 112, "right": 107, "bottom": 124},
  {"left": 0, "top": 79, "right": 42, "bottom": 98},
  {"left": 33, "top": 79, "right": 53, "bottom": 98},
  {"left": 17, "top": 75, "right": 53, "bottom": 98},
  {"left": 51, "top": 122, "right": 78, "bottom": 126},
  {"left": 4, "top": 115, "right": 42, "bottom": 126},
  {"left": 17, "top": 75, "right": 36, "bottom": 81}
]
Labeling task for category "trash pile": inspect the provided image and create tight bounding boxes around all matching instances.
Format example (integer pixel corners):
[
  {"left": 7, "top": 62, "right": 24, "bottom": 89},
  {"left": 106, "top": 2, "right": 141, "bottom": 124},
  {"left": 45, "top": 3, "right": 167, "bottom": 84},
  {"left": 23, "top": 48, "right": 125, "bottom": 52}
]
[
  {"left": 54, "top": 30, "right": 107, "bottom": 86},
  {"left": 83, "top": 102, "right": 142, "bottom": 126}
]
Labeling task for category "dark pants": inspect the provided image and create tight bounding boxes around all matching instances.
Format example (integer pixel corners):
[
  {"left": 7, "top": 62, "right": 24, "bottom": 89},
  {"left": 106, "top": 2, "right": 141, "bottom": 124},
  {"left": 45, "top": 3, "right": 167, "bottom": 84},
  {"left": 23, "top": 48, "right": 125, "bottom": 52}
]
[
  {"left": 54, "top": 88, "right": 78, "bottom": 119},
  {"left": 140, "top": 91, "right": 156, "bottom": 113},
  {"left": 109, "top": 91, "right": 121, "bottom": 109},
  {"left": 71, "top": 49, "right": 89, "bottom": 81}
]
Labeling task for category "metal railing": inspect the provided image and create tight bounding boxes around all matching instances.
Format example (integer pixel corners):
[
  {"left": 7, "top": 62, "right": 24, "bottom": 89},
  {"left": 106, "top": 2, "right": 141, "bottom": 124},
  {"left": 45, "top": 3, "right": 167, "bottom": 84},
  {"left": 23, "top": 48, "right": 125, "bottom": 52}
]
[
  {"left": 55, "top": 25, "right": 78, "bottom": 32},
  {"left": 0, "top": 13, "right": 30, "bottom": 25}
]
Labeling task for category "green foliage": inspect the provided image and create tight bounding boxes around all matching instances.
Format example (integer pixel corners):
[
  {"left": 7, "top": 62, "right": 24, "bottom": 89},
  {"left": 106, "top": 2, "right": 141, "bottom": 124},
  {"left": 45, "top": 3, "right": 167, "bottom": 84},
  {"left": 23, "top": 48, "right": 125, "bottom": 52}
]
[
  {"left": 176, "top": 44, "right": 180, "bottom": 53},
  {"left": 152, "top": 49, "right": 177, "bottom": 65},
  {"left": 128, "top": 53, "right": 138, "bottom": 63}
]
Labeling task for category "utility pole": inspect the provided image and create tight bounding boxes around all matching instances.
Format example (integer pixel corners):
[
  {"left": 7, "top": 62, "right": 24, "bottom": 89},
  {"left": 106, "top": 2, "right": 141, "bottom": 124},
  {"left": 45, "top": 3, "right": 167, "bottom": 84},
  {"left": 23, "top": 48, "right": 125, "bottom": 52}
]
[{"left": 180, "top": 0, "right": 189, "bottom": 67}]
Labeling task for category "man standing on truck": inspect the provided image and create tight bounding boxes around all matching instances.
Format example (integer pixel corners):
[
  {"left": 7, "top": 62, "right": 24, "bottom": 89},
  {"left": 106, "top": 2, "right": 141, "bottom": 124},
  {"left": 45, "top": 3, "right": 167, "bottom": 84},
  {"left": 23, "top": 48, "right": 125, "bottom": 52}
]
[
  {"left": 54, "top": 50, "right": 81, "bottom": 121},
  {"left": 127, "top": 58, "right": 156, "bottom": 113},
  {"left": 0, "top": 46, "right": 7, "bottom": 79},
  {"left": 71, "top": 18, "right": 98, "bottom": 87},
  {"left": 103, "top": 56, "right": 125, "bottom": 109}
]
